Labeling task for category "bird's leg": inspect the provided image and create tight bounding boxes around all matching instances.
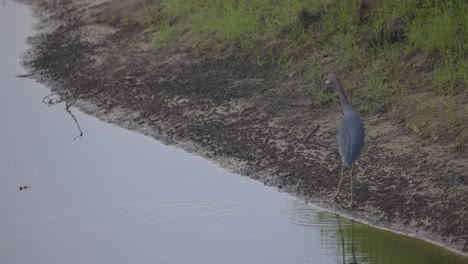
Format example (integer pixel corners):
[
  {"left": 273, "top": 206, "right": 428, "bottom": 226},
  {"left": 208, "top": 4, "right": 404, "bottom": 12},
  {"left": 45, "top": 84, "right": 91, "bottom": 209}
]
[
  {"left": 347, "top": 164, "right": 354, "bottom": 209},
  {"left": 330, "top": 162, "right": 345, "bottom": 202}
]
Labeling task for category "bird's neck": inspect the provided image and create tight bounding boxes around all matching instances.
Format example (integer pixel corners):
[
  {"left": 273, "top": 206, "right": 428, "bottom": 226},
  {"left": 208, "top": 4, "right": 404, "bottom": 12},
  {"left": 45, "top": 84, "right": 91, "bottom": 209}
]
[
  {"left": 338, "top": 91, "right": 352, "bottom": 113},
  {"left": 331, "top": 78, "right": 352, "bottom": 112}
]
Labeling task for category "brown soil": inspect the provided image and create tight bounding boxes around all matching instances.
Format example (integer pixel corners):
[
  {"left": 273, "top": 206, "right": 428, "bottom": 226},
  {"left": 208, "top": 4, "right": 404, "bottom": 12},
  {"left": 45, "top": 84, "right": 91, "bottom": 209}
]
[{"left": 19, "top": 0, "right": 468, "bottom": 255}]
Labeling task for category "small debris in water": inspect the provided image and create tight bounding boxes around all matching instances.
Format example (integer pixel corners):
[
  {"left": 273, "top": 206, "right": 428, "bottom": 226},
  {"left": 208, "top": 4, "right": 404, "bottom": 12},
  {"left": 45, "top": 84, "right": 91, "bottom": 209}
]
[{"left": 19, "top": 185, "right": 31, "bottom": 191}]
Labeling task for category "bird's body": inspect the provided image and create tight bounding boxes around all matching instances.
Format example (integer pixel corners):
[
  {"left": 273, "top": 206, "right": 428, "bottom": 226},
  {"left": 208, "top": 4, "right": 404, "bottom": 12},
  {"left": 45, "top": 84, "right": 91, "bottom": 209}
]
[
  {"left": 339, "top": 110, "right": 364, "bottom": 168},
  {"left": 326, "top": 73, "right": 365, "bottom": 209}
]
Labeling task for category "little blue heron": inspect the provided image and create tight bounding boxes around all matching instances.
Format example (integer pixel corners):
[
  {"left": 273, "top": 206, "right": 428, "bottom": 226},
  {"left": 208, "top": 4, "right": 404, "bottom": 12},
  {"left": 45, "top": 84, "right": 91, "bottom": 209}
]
[{"left": 326, "top": 73, "right": 364, "bottom": 209}]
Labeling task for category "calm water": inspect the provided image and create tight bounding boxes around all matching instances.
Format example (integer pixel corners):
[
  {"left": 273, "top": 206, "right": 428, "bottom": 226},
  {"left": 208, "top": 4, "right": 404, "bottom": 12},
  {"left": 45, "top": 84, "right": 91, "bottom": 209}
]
[{"left": 1, "top": 1, "right": 467, "bottom": 263}]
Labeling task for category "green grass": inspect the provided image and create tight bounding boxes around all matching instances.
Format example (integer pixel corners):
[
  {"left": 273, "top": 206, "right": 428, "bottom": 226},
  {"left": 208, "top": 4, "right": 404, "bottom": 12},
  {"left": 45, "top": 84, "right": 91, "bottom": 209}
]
[
  {"left": 110, "top": 0, "right": 468, "bottom": 148},
  {"left": 320, "top": 0, "right": 358, "bottom": 34},
  {"left": 154, "top": 21, "right": 175, "bottom": 45},
  {"left": 410, "top": 10, "right": 458, "bottom": 53},
  {"left": 434, "top": 56, "right": 468, "bottom": 95}
]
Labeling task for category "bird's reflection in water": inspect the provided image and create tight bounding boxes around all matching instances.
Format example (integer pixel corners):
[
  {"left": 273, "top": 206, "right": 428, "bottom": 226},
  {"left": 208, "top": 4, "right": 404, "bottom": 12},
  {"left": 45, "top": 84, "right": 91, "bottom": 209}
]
[{"left": 336, "top": 214, "right": 358, "bottom": 264}]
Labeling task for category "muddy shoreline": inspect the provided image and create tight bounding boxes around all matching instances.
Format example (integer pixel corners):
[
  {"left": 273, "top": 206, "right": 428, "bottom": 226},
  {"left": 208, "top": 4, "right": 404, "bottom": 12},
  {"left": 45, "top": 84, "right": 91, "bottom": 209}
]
[{"left": 19, "top": 0, "right": 468, "bottom": 255}]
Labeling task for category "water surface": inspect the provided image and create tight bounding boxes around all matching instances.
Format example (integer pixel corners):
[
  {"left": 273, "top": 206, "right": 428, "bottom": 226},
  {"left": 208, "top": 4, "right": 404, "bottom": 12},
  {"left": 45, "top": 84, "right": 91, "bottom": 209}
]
[{"left": 1, "top": 1, "right": 467, "bottom": 263}]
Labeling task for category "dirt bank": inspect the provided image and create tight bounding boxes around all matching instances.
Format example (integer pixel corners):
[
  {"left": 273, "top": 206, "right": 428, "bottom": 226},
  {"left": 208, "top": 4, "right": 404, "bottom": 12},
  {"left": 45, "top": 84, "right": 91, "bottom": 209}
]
[{"left": 19, "top": 0, "right": 467, "bottom": 255}]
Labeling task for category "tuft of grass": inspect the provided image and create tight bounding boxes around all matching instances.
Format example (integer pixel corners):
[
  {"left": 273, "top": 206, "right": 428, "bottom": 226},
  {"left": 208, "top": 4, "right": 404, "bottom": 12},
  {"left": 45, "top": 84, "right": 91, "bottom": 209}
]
[
  {"left": 357, "top": 77, "right": 394, "bottom": 113},
  {"left": 434, "top": 55, "right": 468, "bottom": 95},
  {"left": 327, "top": 33, "right": 363, "bottom": 67},
  {"left": 154, "top": 20, "right": 175, "bottom": 46},
  {"left": 320, "top": 0, "right": 358, "bottom": 34},
  {"left": 409, "top": 9, "right": 459, "bottom": 53}
]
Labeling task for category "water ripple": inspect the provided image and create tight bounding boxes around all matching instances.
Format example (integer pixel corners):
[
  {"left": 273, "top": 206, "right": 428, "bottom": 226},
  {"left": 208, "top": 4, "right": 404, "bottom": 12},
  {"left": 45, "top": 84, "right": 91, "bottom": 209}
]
[{"left": 287, "top": 205, "right": 351, "bottom": 228}]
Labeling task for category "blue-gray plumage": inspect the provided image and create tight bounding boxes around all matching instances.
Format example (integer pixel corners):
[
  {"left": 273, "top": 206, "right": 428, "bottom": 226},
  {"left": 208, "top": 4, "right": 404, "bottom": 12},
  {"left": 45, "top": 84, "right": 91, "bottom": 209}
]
[
  {"left": 339, "top": 110, "right": 365, "bottom": 167},
  {"left": 326, "top": 73, "right": 364, "bottom": 209}
]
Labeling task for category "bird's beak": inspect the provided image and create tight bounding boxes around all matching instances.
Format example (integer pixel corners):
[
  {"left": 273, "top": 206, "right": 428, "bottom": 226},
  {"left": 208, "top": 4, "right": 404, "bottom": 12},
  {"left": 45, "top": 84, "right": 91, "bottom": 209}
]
[{"left": 325, "top": 79, "right": 331, "bottom": 85}]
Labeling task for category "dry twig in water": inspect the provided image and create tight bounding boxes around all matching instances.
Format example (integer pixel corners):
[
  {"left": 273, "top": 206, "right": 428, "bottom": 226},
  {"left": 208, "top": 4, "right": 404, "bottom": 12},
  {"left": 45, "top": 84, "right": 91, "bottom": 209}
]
[{"left": 42, "top": 92, "right": 83, "bottom": 139}]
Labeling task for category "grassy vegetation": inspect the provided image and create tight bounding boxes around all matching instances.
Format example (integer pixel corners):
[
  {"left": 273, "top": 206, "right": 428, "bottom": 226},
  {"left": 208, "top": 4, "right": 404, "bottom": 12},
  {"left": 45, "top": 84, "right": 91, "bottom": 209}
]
[{"left": 109, "top": 0, "right": 467, "bottom": 149}]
